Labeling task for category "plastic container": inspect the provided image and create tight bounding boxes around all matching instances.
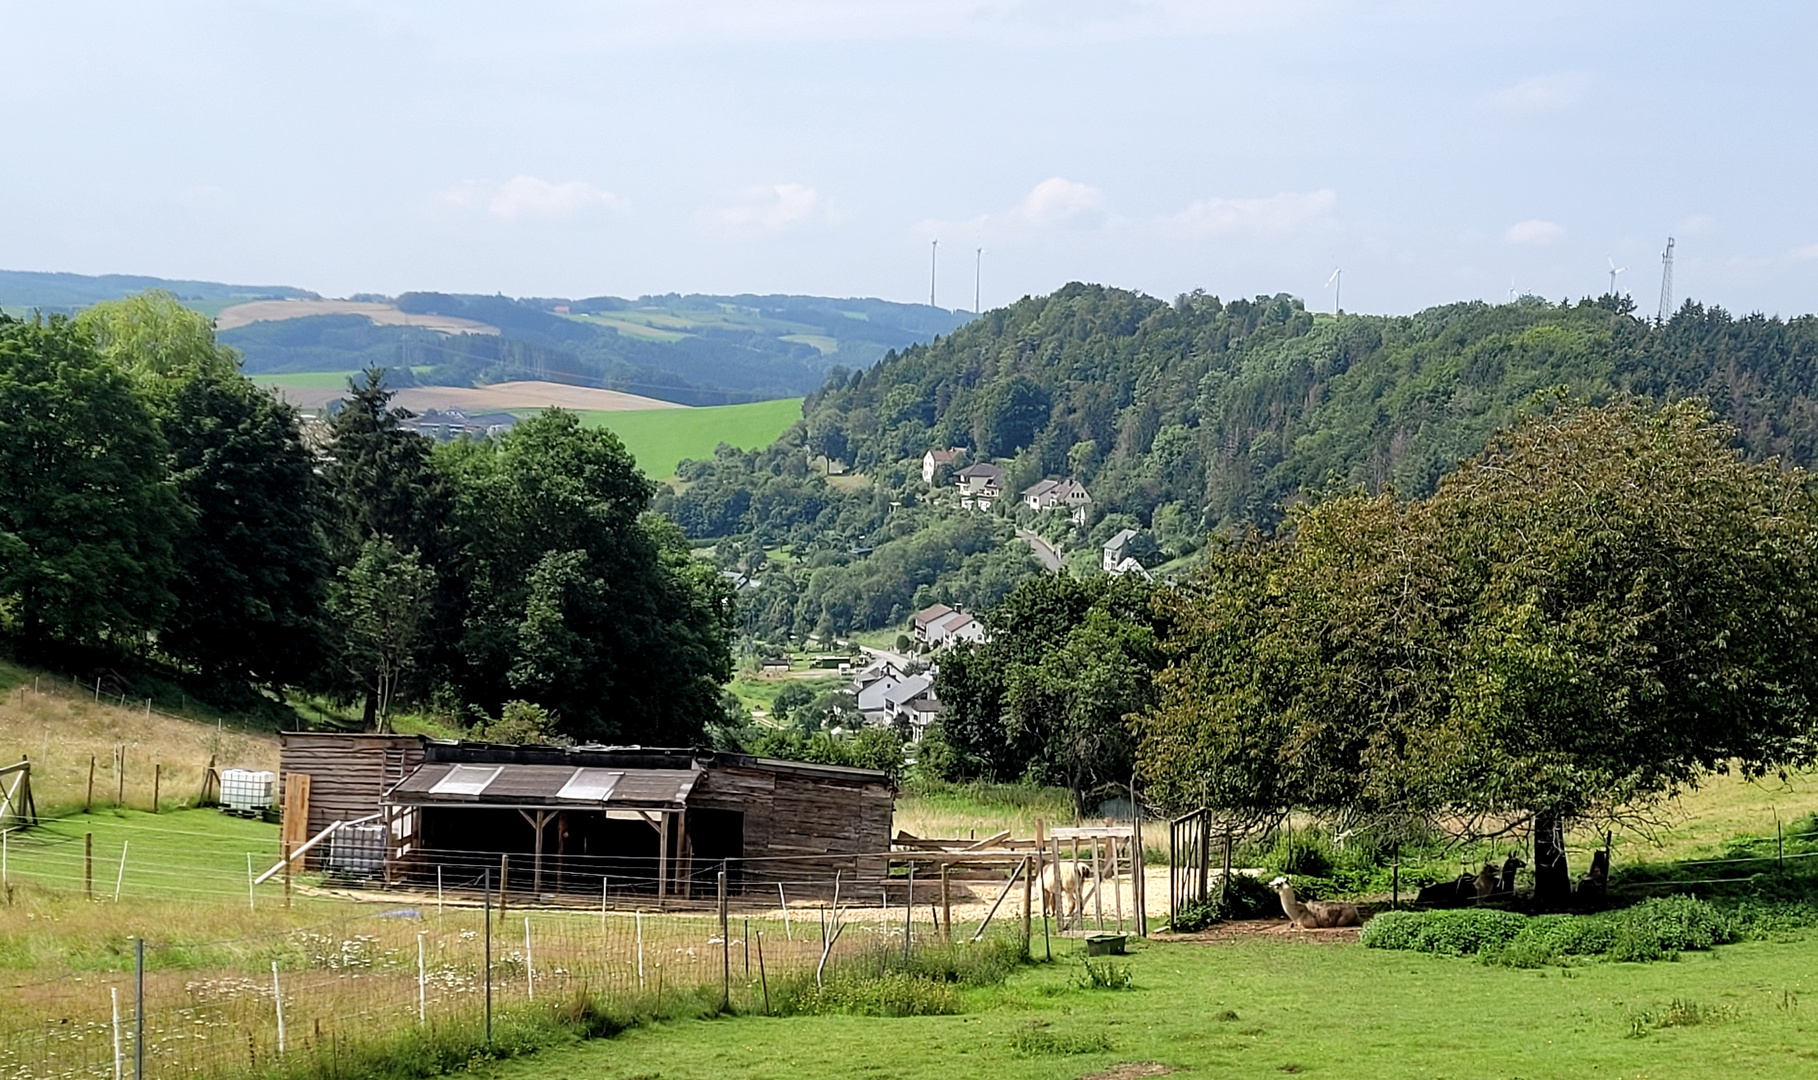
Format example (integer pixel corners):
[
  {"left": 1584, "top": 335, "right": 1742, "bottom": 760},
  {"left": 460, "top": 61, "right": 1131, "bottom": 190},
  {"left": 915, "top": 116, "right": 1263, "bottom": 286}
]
[{"left": 220, "top": 769, "right": 276, "bottom": 813}]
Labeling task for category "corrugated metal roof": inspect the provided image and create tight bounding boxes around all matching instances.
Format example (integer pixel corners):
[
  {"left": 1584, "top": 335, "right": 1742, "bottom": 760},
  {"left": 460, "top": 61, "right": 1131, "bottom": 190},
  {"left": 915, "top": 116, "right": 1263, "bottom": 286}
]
[{"left": 385, "top": 762, "right": 700, "bottom": 809}]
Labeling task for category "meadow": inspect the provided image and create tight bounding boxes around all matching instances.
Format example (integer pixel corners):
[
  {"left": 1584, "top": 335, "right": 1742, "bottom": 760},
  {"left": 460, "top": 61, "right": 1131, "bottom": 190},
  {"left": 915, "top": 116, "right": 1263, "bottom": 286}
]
[
  {"left": 567, "top": 397, "right": 802, "bottom": 478},
  {"left": 9, "top": 657, "right": 1818, "bottom": 1080},
  {"left": 492, "top": 930, "right": 1818, "bottom": 1080}
]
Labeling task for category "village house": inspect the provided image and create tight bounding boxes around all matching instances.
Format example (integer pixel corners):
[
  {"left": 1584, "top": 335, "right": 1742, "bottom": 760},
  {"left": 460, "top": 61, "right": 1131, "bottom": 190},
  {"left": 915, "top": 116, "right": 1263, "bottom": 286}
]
[
  {"left": 856, "top": 672, "right": 941, "bottom": 739},
  {"left": 920, "top": 448, "right": 961, "bottom": 484},
  {"left": 1103, "top": 527, "right": 1154, "bottom": 579},
  {"left": 954, "top": 462, "right": 1005, "bottom": 509},
  {"left": 923, "top": 609, "right": 986, "bottom": 649},
  {"left": 401, "top": 408, "right": 518, "bottom": 442},
  {"left": 1021, "top": 477, "right": 1094, "bottom": 523}
]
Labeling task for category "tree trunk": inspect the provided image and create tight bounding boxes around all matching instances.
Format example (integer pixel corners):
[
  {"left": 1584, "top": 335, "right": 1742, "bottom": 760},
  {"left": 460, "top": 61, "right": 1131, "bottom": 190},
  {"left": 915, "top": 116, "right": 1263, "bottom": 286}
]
[
  {"left": 1532, "top": 812, "right": 1571, "bottom": 908},
  {"left": 362, "top": 687, "right": 379, "bottom": 732}
]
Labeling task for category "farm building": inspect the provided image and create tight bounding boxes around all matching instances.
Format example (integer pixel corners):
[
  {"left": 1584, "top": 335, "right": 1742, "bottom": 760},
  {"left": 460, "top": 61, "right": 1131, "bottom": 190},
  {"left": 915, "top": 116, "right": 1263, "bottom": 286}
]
[{"left": 278, "top": 734, "right": 894, "bottom": 899}]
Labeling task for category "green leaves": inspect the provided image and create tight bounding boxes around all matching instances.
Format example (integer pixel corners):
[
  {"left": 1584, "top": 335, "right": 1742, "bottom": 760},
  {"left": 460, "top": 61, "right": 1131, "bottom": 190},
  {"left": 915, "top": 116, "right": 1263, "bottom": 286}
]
[{"left": 1140, "top": 399, "right": 1818, "bottom": 847}]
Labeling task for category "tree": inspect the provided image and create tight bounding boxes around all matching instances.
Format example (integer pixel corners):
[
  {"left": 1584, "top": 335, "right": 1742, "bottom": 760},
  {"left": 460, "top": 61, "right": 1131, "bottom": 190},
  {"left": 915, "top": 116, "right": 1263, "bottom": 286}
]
[
  {"left": 328, "top": 536, "right": 435, "bottom": 731},
  {"left": 445, "top": 410, "right": 734, "bottom": 743},
  {"left": 934, "top": 572, "right": 1167, "bottom": 811},
  {"left": 159, "top": 370, "right": 332, "bottom": 689},
  {"left": 324, "top": 368, "right": 445, "bottom": 558},
  {"left": 1138, "top": 400, "right": 1818, "bottom": 904},
  {"left": 0, "top": 316, "right": 185, "bottom": 649}
]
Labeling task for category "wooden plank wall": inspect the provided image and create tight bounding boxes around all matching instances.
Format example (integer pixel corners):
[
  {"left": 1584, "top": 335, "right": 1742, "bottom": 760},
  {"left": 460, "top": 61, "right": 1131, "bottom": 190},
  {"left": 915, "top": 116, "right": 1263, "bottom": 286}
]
[
  {"left": 688, "top": 765, "right": 894, "bottom": 887},
  {"left": 278, "top": 734, "right": 425, "bottom": 867}
]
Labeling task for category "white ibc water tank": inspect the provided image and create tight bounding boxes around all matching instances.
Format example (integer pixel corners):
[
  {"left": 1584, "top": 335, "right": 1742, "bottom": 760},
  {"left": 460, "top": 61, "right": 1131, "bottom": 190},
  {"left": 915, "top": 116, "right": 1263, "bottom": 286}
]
[
  {"left": 326, "top": 823, "right": 386, "bottom": 877},
  {"left": 220, "top": 769, "right": 276, "bottom": 813}
]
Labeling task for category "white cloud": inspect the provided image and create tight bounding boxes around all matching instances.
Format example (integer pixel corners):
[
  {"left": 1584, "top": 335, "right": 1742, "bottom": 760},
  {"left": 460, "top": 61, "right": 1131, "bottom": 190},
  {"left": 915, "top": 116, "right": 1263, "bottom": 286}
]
[
  {"left": 1794, "top": 243, "right": 1818, "bottom": 261},
  {"left": 1484, "top": 73, "right": 1590, "bottom": 116},
  {"left": 1504, "top": 218, "right": 1566, "bottom": 245},
  {"left": 1170, "top": 188, "right": 1336, "bottom": 237},
  {"left": 433, "top": 176, "right": 628, "bottom": 222},
  {"left": 1009, "top": 177, "right": 1107, "bottom": 228},
  {"left": 697, "top": 183, "right": 826, "bottom": 241}
]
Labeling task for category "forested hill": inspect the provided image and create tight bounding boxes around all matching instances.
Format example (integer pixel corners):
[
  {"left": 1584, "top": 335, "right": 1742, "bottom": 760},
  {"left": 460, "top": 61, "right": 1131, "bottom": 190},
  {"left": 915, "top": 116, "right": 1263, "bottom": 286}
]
[{"left": 783, "top": 284, "right": 1818, "bottom": 535}]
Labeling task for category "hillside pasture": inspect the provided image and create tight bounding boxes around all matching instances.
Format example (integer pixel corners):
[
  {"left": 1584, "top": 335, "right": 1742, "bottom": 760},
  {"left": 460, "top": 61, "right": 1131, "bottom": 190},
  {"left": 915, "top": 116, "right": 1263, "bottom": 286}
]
[
  {"left": 214, "top": 299, "right": 499, "bottom": 334},
  {"left": 0, "top": 673, "right": 277, "bottom": 818},
  {"left": 571, "top": 397, "right": 802, "bottom": 478}
]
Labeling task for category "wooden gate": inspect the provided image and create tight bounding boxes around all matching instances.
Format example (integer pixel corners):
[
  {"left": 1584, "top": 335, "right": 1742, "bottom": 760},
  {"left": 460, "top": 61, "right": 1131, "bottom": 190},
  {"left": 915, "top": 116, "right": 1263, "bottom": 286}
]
[{"left": 1168, "top": 809, "right": 1212, "bottom": 927}]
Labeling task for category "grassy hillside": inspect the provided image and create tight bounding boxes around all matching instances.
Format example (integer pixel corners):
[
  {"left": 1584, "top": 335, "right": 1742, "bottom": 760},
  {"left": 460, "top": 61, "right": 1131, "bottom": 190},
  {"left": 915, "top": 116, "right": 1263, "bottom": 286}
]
[
  {"left": 0, "top": 664, "right": 278, "bottom": 817},
  {"left": 569, "top": 397, "right": 803, "bottom": 478}
]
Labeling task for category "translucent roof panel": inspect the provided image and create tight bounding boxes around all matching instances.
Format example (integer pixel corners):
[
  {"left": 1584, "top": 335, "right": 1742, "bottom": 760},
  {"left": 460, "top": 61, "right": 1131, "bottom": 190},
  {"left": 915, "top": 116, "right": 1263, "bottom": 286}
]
[
  {"left": 556, "top": 768, "right": 623, "bottom": 803},
  {"left": 429, "top": 764, "right": 503, "bottom": 796}
]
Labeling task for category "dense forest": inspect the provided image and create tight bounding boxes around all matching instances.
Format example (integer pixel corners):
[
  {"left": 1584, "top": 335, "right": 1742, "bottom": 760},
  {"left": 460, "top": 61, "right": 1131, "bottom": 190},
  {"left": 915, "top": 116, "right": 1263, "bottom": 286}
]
[
  {"left": 662, "top": 284, "right": 1818, "bottom": 644},
  {"left": 0, "top": 293, "right": 734, "bottom": 742}
]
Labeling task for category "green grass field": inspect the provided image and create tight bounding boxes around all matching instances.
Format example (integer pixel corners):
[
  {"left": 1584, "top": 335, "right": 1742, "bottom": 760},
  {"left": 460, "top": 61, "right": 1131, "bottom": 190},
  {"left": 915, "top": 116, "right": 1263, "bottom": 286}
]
[
  {"left": 570, "top": 397, "right": 802, "bottom": 478},
  {"left": 489, "top": 933, "right": 1818, "bottom": 1080},
  {"left": 247, "top": 370, "right": 363, "bottom": 389}
]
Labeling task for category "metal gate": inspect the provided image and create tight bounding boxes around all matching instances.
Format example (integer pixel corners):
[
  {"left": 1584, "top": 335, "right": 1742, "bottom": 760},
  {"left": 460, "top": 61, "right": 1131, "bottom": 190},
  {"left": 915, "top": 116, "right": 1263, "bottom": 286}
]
[{"left": 1168, "top": 809, "right": 1212, "bottom": 927}]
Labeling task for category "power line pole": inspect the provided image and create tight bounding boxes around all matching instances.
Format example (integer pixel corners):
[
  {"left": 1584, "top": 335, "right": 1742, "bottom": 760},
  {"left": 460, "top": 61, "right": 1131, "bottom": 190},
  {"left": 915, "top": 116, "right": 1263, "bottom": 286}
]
[
  {"left": 1656, "top": 236, "right": 1676, "bottom": 324},
  {"left": 929, "top": 239, "right": 938, "bottom": 308}
]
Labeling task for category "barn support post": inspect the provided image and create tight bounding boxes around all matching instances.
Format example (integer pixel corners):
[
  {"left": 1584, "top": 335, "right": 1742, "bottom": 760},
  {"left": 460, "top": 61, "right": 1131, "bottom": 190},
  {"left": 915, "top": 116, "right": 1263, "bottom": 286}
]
[{"left": 657, "top": 813, "right": 670, "bottom": 902}]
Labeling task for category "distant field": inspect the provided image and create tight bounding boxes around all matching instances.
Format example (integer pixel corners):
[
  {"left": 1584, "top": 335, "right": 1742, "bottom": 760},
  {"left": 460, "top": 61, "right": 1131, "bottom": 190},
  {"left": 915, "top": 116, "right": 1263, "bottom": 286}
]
[
  {"left": 568, "top": 397, "right": 802, "bottom": 478},
  {"left": 247, "top": 370, "right": 362, "bottom": 389}
]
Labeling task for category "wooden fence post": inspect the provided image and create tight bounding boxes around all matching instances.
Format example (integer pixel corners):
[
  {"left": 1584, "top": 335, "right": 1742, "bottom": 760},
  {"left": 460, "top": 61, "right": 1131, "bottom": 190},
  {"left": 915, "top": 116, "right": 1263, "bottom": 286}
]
[
  {"left": 86, "top": 756, "right": 95, "bottom": 814},
  {"left": 151, "top": 765, "right": 160, "bottom": 814}
]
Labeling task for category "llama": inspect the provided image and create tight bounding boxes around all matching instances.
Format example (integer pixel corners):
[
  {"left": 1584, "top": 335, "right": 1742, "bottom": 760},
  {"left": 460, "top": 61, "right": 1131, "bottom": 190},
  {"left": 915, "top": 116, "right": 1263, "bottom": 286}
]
[
  {"left": 1498, "top": 855, "right": 1525, "bottom": 895},
  {"left": 1271, "top": 877, "right": 1360, "bottom": 929},
  {"left": 1041, "top": 861, "right": 1090, "bottom": 928}
]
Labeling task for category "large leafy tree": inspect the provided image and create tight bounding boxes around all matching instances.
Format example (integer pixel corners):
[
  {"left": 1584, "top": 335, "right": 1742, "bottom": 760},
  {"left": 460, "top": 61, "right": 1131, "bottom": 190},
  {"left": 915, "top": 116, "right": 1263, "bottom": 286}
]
[
  {"left": 78, "top": 293, "right": 330, "bottom": 689},
  {"left": 1138, "top": 399, "right": 1818, "bottom": 903},
  {"left": 446, "top": 410, "right": 735, "bottom": 742},
  {"left": 0, "top": 315, "right": 185, "bottom": 648},
  {"left": 934, "top": 572, "right": 1166, "bottom": 812},
  {"left": 328, "top": 536, "right": 435, "bottom": 731}
]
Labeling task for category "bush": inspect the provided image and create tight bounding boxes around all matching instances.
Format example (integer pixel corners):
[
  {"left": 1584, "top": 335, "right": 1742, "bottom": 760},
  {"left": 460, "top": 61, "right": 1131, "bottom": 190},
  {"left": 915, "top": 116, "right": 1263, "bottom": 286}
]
[
  {"left": 1074, "top": 958, "right": 1133, "bottom": 990},
  {"left": 1170, "top": 873, "right": 1283, "bottom": 931},
  {"left": 1360, "top": 909, "right": 1528, "bottom": 956},
  {"left": 1366, "top": 896, "right": 1735, "bottom": 966}
]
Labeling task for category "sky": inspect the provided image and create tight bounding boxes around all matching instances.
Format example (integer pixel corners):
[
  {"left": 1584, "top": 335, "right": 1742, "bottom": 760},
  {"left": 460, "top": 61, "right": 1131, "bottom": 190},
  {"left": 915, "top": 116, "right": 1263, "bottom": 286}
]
[{"left": 3, "top": 1, "right": 1816, "bottom": 317}]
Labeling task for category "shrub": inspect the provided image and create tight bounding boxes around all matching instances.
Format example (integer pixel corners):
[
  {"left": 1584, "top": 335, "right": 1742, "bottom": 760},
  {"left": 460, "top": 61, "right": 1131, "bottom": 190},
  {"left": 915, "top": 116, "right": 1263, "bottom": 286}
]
[
  {"left": 1074, "top": 958, "right": 1134, "bottom": 990},
  {"left": 1368, "top": 895, "right": 1735, "bottom": 966},
  {"left": 1170, "top": 873, "right": 1283, "bottom": 931},
  {"left": 1614, "top": 895, "right": 1734, "bottom": 952},
  {"left": 1360, "top": 909, "right": 1528, "bottom": 956}
]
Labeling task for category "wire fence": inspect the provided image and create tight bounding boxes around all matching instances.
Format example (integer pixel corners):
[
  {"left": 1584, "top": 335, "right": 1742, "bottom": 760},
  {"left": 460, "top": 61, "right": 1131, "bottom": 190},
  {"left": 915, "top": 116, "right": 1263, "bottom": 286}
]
[{"left": 0, "top": 857, "right": 1023, "bottom": 1080}]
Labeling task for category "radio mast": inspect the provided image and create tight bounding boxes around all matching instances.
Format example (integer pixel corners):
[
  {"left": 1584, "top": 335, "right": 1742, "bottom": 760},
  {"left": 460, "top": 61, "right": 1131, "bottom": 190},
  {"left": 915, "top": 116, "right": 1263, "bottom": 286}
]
[{"left": 1656, "top": 237, "right": 1675, "bottom": 323}]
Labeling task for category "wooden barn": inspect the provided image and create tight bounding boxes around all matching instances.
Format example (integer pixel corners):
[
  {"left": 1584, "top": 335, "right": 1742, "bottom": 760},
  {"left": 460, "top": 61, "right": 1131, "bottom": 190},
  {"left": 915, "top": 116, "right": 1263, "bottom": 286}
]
[{"left": 277, "top": 734, "right": 894, "bottom": 899}]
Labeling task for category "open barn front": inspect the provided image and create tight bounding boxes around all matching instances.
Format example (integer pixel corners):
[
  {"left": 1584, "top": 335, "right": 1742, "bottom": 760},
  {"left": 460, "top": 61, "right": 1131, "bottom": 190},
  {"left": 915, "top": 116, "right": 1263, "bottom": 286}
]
[{"left": 384, "top": 759, "right": 709, "bottom": 899}]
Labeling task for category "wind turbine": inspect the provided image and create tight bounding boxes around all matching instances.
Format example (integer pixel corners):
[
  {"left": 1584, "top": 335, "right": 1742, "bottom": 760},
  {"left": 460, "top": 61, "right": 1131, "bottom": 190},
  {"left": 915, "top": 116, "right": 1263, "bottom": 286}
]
[
  {"left": 1607, "top": 257, "right": 1627, "bottom": 296},
  {"left": 1325, "top": 268, "right": 1342, "bottom": 314},
  {"left": 929, "top": 239, "right": 938, "bottom": 308}
]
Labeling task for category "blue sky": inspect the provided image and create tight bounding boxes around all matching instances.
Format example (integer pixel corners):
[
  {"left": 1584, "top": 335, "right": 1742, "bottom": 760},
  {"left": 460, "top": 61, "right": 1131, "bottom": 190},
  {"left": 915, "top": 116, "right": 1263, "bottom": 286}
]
[{"left": 3, "top": 1, "right": 1815, "bottom": 316}]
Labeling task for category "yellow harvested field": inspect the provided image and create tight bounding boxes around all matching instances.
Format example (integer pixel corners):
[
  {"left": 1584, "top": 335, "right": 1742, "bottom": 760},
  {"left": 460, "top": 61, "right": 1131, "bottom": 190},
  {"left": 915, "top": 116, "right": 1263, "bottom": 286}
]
[
  {"left": 271, "top": 379, "right": 690, "bottom": 412},
  {"left": 213, "top": 299, "right": 500, "bottom": 334}
]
